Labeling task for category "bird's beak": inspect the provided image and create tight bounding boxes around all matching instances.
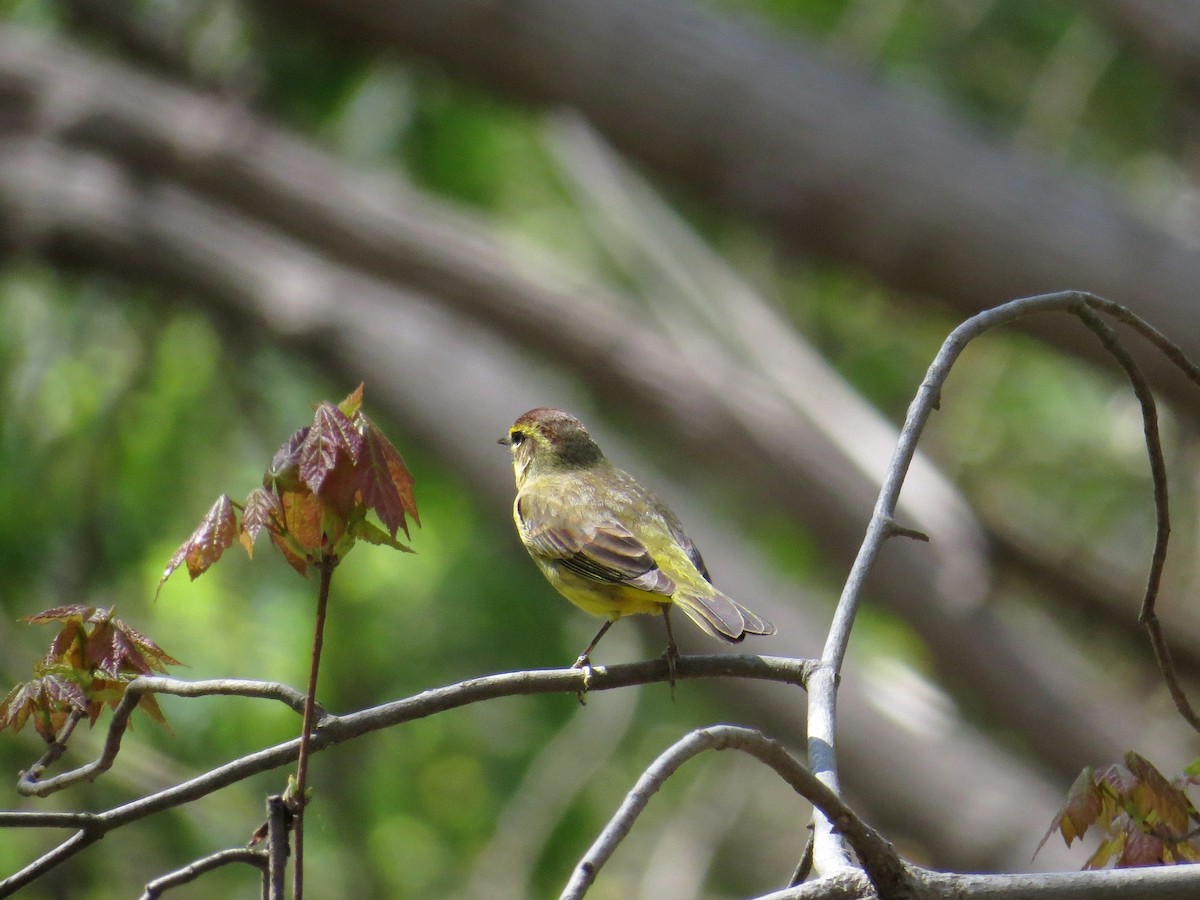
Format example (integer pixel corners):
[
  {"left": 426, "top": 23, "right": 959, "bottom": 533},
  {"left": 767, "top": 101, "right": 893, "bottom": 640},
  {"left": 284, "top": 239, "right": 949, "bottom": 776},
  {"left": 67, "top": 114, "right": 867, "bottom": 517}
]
[{"left": 497, "top": 435, "right": 511, "bottom": 446}]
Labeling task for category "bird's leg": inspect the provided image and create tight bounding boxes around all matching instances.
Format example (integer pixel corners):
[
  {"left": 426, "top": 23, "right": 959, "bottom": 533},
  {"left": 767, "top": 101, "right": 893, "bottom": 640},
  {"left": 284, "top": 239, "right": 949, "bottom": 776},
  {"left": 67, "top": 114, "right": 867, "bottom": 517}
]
[
  {"left": 572, "top": 619, "right": 614, "bottom": 702},
  {"left": 661, "top": 605, "right": 679, "bottom": 698}
]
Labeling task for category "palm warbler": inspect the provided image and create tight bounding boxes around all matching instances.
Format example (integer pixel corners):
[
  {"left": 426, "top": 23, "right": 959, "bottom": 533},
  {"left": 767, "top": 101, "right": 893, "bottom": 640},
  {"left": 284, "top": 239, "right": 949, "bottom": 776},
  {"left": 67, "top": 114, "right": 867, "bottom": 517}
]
[{"left": 501, "top": 408, "right": 775, "bottom": 680}]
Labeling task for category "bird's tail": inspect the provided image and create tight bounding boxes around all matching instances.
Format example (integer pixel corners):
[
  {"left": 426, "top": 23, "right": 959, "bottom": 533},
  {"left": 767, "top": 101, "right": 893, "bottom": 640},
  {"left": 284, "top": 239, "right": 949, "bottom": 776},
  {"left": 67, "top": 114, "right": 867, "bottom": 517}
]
[{"left": 672, "top": 587, "right": 776, "bottom": 643}]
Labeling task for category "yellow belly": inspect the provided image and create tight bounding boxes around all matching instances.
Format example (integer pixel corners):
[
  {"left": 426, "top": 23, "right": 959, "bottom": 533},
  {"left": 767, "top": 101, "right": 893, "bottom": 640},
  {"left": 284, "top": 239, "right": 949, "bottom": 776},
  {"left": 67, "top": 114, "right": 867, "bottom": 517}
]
[{"left": 538, "top": 560, "right": 667, "bottom": 620}]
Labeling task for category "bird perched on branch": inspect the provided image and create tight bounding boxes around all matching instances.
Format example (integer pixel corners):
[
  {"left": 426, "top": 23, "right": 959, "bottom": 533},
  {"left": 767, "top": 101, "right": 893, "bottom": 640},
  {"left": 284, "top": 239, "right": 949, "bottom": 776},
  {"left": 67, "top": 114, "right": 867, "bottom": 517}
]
[{"left": 501, "top": 407, "right": 775, "bottom": 688}]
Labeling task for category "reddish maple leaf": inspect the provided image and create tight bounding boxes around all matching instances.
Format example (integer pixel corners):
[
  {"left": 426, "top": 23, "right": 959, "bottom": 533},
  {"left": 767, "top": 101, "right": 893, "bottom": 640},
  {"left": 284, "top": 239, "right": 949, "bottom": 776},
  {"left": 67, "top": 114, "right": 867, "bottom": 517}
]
[
  {"left": 299, "top": 403, "right": 363, "bottom": 496},
  {"left": 157, "top": 495, "right": 238, "bottom": 597},
  {"left": 357, "top": 416, "right": 419, "bottom": 539}
]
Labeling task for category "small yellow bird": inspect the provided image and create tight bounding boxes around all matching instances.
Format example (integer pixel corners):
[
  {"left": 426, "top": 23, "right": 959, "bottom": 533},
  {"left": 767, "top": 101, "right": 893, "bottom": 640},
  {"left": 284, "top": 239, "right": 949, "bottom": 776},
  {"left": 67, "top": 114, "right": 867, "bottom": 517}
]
[{"left": 501, "top": 408, "right": 775, "bottom": 680}]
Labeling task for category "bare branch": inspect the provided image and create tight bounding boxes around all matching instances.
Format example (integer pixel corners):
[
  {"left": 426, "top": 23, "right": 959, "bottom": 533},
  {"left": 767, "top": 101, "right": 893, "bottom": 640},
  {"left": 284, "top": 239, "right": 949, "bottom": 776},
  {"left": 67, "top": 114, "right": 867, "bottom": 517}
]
[
  {"left": 560, "top": 725, "right": 914, "bottom": 900},
  {"left": 18, "top": 677, "right": 320, "bottom": 797},
  {"left": 266, "top": 794, "right": 290, "bottom": 900},
  {"left": 1074, "top": 299, "right": 1200, "bottom": 732},
  {"left": 809, "top": 291, "right": 1100, "bottom": 868},
  {"left": 138, "top": 847, "right": 267, "bottom": 900}
]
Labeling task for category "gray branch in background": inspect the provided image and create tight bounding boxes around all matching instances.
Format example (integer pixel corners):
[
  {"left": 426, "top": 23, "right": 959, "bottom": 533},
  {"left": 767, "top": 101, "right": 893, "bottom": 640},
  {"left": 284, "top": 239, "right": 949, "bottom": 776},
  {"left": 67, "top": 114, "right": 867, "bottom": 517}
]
[{"left": 248, "top": 0, "right": 1200, "bottom": 410}]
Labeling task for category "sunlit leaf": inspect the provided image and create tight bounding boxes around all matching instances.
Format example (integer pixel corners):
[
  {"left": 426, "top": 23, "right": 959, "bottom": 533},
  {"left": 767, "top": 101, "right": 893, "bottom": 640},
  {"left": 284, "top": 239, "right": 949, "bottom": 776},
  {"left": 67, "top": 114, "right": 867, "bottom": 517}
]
[
  {"left": 1119, "top": 827, "right": 1165, "bottom": 867},
  {"left": 21, "top": 605, "right": 95, "bottom": 624},
  {"left": 266, "top": 425, "right": 310, "bottom": 493},
  {"left": 351, "top": 517, "right": 414, "bottom": 553},
  {"left": 357, "top": 415, "right": 419, "bottom": 538},
  {"left": 1126, "top": 751, "right": 1194, "bottom": 837},
  {"left": 157, "top": 495, "right": 238, "bottom": 596},
  {"left": 338, "top": 382, "right": 364, "bottom": 419},
  {"left": 241, "top": 487, "right": 283, "bottom": 558},
  {"left": 1086, "top": 831, "right": 1125, "bottom": 870},
  {"left": 299, "top": 403, "right": 363, "bottom": 495}
]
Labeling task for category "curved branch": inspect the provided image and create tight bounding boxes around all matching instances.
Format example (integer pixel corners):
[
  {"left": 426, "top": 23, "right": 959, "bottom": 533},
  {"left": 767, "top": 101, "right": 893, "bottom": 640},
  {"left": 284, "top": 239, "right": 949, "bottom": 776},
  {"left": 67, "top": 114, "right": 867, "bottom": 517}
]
[
  {"left": 138, "top": 848, "right": 267, "bottom": 900},
  {"left": 560, "top": 725, "right": 914, "bottom": 900}
]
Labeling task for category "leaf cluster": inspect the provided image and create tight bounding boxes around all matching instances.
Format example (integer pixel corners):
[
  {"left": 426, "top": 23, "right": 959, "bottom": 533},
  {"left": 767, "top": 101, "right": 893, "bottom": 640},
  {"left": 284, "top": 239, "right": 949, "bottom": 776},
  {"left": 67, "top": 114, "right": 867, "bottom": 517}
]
[
  {"left": 158, "top": 384, "right": 418, "bottom": 587},
  {"left": 1042, "top": 751, "right": 1200, "bottom": 868},
  {"left": 0, "top": 605, "right": 181, "bottom": 741}
]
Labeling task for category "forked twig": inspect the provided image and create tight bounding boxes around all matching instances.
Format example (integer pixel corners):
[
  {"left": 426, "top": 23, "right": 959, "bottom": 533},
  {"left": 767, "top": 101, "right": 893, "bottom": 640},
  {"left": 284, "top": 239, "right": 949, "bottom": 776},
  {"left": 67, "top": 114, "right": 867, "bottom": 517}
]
[{"left": 809, "top": 290, "right": 1200, "bottom": 871}]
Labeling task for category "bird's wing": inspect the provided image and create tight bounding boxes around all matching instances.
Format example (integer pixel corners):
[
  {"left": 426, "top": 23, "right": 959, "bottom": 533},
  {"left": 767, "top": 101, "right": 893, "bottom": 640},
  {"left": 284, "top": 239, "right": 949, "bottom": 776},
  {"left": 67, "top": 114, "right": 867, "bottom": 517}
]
[{"left": 517, "top": 494, "right": 675, "bottom": 595}]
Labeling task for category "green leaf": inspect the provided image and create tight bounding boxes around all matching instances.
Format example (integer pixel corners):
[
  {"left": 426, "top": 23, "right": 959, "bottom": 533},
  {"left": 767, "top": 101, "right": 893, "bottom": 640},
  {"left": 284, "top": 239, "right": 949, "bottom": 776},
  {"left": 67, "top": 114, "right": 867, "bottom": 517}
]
[{"left": 351, "top": 517, "right": 414, "bottom": 553}]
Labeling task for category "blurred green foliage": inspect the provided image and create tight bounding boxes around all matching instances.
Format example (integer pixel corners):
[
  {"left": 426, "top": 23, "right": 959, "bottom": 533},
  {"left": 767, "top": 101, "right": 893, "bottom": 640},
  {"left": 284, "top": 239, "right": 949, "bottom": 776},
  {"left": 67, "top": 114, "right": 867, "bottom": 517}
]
[{"left": 0, "top": 0, "right": 1186, "bottom": 897}]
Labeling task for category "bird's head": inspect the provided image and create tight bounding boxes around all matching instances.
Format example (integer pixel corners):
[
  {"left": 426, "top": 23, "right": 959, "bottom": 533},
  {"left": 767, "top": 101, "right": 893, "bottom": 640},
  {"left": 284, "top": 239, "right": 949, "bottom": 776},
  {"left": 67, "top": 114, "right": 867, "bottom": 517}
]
[{"left": 500, "top": 408, "right": 605, "bottom": 486}]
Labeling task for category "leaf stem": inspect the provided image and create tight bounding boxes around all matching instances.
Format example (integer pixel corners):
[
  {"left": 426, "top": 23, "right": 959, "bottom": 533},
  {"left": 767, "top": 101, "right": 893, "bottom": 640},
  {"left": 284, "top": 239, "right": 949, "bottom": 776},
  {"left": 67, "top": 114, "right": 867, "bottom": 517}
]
[{"left": 292, "top": 553, "right": 334, "bottom": 900}]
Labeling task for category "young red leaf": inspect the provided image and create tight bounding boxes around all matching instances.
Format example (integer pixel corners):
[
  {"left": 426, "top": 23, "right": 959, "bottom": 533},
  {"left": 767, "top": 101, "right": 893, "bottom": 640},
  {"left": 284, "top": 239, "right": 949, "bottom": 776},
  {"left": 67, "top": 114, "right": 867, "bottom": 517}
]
[
  {"left": 0, "top": 681, "right": 40, "bottom": 735},
  {"left": 240, "top": 487, "right": 283, "bottom": 558},
  {"left": 1119, "top": 827, "right": 1166, "bottom": 867},
  {"left": 270, "top": 530, "right": 311, "bottom": 576},
  {"left": 266, "top": 425, "right": 310, "bottom": 493},
  {"left": 1038, "top": 767, "right": 1104, "bottom": 855},
  {"left": 86, "top": 611, "right": 181, "bottom": 677},
  {"left": 157, "top": 494, "right": 238, "bottom": 596},
  {"left": 357, "top": 416, "right": 419, "bottom": 538},
  {"left": 1125, "top": 751, "right": 1194, "bottom": 837},
  {"left": 46, "top": 620, "right": 87, "bottom": 669},
  {"left": 0, "top": 675, "right": 89, "bottom": 740},
  {"left": 21, "top": 605, "right": 95, "bottom": 624},
  {"left": 299, "top": 403, "right": 364, "bottom": 495}
]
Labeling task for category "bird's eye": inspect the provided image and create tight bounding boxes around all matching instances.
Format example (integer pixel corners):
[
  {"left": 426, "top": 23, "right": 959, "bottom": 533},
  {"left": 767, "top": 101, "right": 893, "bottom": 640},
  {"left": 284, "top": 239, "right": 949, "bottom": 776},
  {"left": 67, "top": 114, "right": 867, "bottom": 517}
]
[{"left": 510, "top": 431, "right": 525, "bottom": 446}]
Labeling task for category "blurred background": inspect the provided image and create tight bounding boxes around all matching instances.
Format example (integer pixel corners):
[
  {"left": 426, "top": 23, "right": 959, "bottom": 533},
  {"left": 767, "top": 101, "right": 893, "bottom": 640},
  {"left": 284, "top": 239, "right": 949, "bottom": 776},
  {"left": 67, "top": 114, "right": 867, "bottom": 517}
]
[{"left": 3, "top": 0, "right": 1200, "bottom": 897}]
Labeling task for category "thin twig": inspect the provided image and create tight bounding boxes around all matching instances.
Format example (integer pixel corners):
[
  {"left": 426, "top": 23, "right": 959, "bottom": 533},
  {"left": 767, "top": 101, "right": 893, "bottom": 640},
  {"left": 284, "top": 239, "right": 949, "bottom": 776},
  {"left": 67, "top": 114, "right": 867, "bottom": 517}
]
[
  {"left": 810, "top": 290, "right": 1104, "bottom": 871},
  {"left": 1072, "top": 305, "right": 1171, "bottom": 622},
  {"left": 294, "top": 554, "right": 335, "bottom": 900},
  {"left": 138, "top": 847, "right": 267, "bottom": 899},
  {"left": 1075, "top": 301, "right": 1200, "bottom": 733},
  {"left": 20, "top": 709, "right": 84, "bottom": 784},
  {"left": 559, "top": 725, "right": 914, "bottom": 900}
]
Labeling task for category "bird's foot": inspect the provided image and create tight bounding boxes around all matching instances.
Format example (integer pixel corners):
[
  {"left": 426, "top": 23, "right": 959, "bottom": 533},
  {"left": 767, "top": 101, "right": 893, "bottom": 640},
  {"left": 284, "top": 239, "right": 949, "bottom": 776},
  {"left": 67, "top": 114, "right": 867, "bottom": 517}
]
[
  {"left": 663, "top": 641, "right": 679, "bottom": 700},
  {"left": 571, "top": 654, "right": 593, "bottom": 705}
]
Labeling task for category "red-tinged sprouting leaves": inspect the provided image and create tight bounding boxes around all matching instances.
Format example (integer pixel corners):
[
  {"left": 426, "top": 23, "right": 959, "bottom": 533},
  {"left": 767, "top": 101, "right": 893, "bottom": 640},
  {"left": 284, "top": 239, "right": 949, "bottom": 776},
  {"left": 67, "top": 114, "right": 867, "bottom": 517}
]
[
  {"left": 240, "top": 487, "right": 282, "bottom": 558},
  {"left": 0, "top": 676, "right": 88, "bottom": 741},
  {"left": 0, "top": 607, "right": 182, "bottom": 739},
  {"left": 1042, "top": 752, "right": 1200, "bottom": 869},
  {"left": 358, "top": 415, "right": 419, "bottom": 539},
  {"left": 298, "top": 403, "right": 364, "bottom": 496},
  {"left": 157, "top": 495, "right": 238, "bottom": 598},
  {"left": 158, "top": 383, "right": 418, "bottom": 587}
]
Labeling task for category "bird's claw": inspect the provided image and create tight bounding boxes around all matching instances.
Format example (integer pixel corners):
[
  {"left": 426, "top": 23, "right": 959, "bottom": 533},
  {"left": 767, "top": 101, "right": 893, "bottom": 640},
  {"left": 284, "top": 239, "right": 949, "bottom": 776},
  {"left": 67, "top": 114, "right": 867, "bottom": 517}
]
[
  {"left": 571, "top": 654, "right": 594, "bottom": 705},
  {"left": 663, "top": 642, "right": 679, "bottom": 700}
]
